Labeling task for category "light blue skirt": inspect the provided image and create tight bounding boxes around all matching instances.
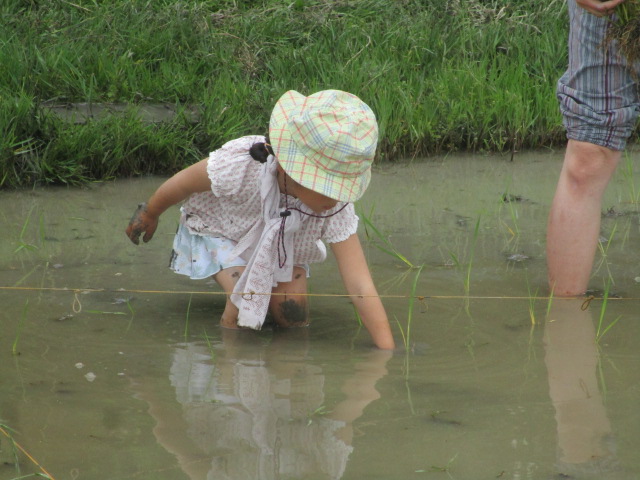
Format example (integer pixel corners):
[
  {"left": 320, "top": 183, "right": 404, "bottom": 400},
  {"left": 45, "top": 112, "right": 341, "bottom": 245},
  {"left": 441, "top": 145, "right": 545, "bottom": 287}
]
[{"left": 169, "top": 224, "right": 245, "bottom": 280}]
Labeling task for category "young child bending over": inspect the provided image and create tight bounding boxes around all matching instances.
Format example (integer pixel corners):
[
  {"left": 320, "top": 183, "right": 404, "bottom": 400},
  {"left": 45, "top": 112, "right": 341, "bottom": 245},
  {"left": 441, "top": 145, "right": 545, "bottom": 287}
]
[{"left": 125, "top": 89, "right": 395, "bottom": 350}]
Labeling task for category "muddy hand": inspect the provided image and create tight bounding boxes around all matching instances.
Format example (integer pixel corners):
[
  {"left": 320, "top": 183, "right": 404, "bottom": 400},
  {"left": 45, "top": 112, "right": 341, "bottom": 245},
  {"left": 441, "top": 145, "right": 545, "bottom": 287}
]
[{"left": 125, "top": 202, "right": 157, "bottom": 245}]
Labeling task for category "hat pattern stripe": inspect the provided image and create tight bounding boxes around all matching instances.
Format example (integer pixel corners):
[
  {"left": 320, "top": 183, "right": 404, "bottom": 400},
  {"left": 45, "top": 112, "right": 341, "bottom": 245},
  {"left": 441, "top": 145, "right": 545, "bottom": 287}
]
[{"left": 303, "top": 116, "right": 375, "bottom": 176}]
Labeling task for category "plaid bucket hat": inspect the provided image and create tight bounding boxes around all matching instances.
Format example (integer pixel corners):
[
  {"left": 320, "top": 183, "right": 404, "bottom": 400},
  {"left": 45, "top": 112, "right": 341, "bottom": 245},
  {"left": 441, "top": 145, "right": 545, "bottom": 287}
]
[{"left": 269, "top": 89, "right": 378, "bottom": 203}]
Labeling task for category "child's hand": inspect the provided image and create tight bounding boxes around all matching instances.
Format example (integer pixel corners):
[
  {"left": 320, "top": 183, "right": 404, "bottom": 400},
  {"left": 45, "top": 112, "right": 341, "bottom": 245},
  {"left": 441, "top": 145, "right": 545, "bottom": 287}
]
[{"left": 125, "top": 202, "right": 158, "bottom": 245}]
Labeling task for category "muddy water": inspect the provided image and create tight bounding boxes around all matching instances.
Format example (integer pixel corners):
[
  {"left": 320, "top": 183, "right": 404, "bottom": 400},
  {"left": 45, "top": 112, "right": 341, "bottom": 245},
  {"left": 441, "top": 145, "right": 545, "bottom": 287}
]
[{"left": 1, "top": 150, "right": 639, "bottom": 480}]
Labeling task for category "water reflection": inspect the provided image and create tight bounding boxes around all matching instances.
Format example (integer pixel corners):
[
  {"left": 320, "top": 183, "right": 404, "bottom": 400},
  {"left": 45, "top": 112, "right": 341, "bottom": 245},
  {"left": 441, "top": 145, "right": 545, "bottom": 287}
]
[
  {"left": 136, "top": 329, "right": 391, "bottom": 480},
  {"left": 544, "top": 300, "right": 622, "bottom": 479}
]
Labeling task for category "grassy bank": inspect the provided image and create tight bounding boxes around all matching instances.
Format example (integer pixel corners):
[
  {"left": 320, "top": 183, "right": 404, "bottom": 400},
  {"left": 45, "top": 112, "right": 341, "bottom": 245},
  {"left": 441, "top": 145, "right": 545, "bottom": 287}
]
[{"left": 0, "top": 0, "right": 617, "bottom": 188}]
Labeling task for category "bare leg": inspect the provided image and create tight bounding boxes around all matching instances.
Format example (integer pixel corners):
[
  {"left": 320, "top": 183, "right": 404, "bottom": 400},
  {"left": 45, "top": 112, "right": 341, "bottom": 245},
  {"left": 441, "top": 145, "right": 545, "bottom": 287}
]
[
  {"left": 547, "top": 140, "right": 621, "bottom": 296},
  {"left": 213, "top": 266, "right": 245, "bottom": 329},
  {"left": 269, "top": 266, "right": 309, "bottom": 328},
  {"left": 214, "top": 266, "right": 309, "bottom": 329},
  {"left": 544, "top": 299, "right": 615, "bottom": 471}
]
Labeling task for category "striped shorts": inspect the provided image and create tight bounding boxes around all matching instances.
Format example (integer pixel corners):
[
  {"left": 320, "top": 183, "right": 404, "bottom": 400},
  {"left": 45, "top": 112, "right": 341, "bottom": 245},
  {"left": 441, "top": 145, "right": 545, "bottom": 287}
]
[{"left": 556, "top": 1, "right": 640, "bottom": 151}]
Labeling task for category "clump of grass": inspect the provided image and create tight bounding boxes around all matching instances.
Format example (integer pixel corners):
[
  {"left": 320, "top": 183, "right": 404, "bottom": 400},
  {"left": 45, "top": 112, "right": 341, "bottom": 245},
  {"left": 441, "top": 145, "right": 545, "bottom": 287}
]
[{"left": 610, "top": 1, "right": 640, "bottom": 65}]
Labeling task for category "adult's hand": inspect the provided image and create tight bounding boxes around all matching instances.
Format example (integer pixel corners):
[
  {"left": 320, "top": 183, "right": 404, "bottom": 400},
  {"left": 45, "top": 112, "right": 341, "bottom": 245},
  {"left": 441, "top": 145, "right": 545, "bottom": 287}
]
[
  {"left": 576, "top": 0, "right": 626, "bottom": 17},
  {"left": 125, "top": 202, "right": 158, "bottom": 245}
]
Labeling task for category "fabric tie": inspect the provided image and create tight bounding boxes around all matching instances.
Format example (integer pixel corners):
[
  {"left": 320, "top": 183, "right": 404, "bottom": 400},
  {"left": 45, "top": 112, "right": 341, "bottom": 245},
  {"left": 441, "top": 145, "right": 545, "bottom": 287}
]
[{"left": 230, "top": 156, "right": 302, "bottom": 328}]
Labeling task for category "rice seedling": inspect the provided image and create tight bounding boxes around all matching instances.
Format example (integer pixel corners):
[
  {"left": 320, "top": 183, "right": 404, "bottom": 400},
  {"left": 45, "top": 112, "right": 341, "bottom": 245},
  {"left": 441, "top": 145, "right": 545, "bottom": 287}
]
[
  {"left": 545, "top": 289, "right": 554, "bottom": 318},
  {"left": 12, "top": 300, "right": 29, "bottom": 356},
  {"left": 201, "top": 328, "right": 217, "bottom": 362},
  {"left": 0, "top": 420, "right": 54, "bottom": 479},
  {"left": 499, "top": 189, "right": 521, "bottom": 240},
  {"left": 183, "top": 293, "right": 193, "bottom": 341},
  {"left": 120, "top": 299, "right": 135, "bottom": 332},
  {"left": 593, "top": 222, "right": 618, "bottom": 286},
  {"left": 358, "top": 204, "right": 415, "bottom": 269},
  {"left": 306, "top": 405, "right": 330, "bottom": 426},
  {"left": 525, "top": 276, "right": 538, "bottom": 326},
  {"left": 595, "top": 279, "right": 622, "bottom": 344},
  {"left": 14, "top": 206, "right": 39, "bottom": 254},
  {"left": 0, "top": 421, "right": 20, "bottom": 474},
  {"left": 446, "top": 250, "right": 461, "bottom": 268},
  {"left": 12, "top": 265, "right": 41, "bottom": 288},
  {"left": 395, "top": 265, "right": 425, "bottom": 353},
  {"left": 415, "top": 452, "right": 458, "bottom": 475},
  {"left": 464, "top": 215, "right": 482, "bottom": 297}
]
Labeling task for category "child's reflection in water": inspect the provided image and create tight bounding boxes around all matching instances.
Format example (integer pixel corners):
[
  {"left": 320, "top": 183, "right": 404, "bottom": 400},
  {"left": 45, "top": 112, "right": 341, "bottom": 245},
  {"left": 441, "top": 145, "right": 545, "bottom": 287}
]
[
  {"left": 137, "top": 328, "right": 391, "bottom": 480},
  {"left": 544, "top": 299, "right": 622, "bottom": 478}
]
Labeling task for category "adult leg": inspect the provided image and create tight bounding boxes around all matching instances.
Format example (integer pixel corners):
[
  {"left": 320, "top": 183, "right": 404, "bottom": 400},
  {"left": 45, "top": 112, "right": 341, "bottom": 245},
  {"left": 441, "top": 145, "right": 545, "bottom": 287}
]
[
  {"left": 546, "top": 140, "right": 621, "bottom": 296},
  {"left": 551, "top": 2, "right": 638, "bottom": 296},
  {"left": 269, "top": 266, "right": 309, "bottom": 328},
  {"left": 214, "top": 266, "right": 246, "bottom": 328},
  {"left": 544, "top": 299, "right": 615, "bottom": 470}
]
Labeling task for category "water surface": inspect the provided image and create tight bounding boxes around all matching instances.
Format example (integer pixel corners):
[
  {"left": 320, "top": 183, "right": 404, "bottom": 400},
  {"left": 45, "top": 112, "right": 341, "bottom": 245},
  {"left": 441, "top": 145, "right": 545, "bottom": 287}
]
[{"left": 1, "top": 150, "right": 639, "bottom": 480}]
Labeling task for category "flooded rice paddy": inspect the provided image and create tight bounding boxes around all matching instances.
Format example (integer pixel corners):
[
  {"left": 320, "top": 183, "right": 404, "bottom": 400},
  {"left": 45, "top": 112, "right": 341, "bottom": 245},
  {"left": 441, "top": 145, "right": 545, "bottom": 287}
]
[{"left": 1, "top": 150, "right": 640, "bottom": 480}]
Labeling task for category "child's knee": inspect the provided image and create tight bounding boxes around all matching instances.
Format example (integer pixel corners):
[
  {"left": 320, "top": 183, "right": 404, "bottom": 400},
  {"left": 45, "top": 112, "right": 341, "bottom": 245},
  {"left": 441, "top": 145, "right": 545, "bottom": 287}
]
[
  {"left": 269, "top": 296, "right": 309, "bottom": 328},
  {"left": 269, "top": 267, "right": 309, "bottom": 327}
]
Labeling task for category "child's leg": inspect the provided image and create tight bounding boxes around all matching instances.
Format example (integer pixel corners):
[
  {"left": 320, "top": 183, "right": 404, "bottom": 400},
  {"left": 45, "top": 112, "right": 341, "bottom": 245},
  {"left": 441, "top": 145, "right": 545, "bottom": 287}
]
[
  {"left": 269, "top": 266, "right": 309, "bottom": 328},
  {"left": 213, "top": 266, "right": 246, "bottom": 329},
  {"left": 214, "top": 265, "right": 309, "bottom": 328}
]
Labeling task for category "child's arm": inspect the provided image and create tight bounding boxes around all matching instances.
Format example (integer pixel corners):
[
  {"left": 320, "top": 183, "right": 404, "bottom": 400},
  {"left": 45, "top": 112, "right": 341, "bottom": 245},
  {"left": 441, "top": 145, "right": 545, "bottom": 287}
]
[
  {"left": 125, "top": 159, "right": 211, "bottom": 245},
  {"left": 331, "top": 234, "right": 396, "bottom": 350}
]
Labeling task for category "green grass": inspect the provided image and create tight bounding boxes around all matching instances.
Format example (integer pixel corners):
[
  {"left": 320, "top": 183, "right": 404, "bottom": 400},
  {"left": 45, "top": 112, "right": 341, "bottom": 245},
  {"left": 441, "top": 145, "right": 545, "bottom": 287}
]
[
  {"left": 611, "top": 0, "right": 640, "bottom": 64},
  {"left": 1, "top": 0, "right": 614, "bottom": 188}
]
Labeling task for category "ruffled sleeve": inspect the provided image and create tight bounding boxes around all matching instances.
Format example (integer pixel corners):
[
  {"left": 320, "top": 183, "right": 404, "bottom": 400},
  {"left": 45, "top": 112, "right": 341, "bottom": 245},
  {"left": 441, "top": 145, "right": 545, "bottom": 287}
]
[
  {"left": 321, "top": 203, "right": 359, "bottom": 244},
  {"left": 207, "top": 135, "right": 265, "bottom": 197}
]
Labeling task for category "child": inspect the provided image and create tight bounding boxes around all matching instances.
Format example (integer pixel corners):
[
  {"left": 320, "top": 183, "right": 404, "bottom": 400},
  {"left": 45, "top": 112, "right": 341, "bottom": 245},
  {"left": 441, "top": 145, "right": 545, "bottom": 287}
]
[{"left": 125, "top": 89, "right": 395, "bottom": 350}]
